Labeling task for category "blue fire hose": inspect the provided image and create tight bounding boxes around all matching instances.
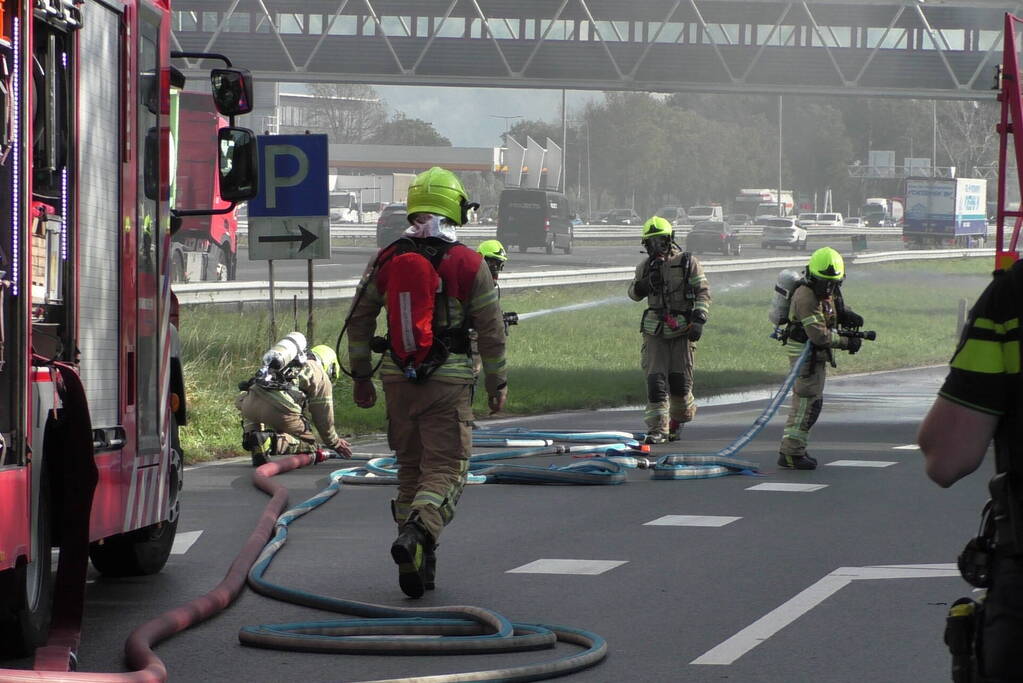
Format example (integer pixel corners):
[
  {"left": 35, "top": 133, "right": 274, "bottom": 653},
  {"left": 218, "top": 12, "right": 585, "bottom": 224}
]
[{"left": 239, "top": 464, "right": 607, "bottom": 682}]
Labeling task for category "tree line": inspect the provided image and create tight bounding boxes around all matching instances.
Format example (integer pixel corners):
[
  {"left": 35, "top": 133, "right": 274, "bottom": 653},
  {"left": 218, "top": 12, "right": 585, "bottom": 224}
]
[{"left": 299, "top": 84, "right": 1001, "bottom": 219}]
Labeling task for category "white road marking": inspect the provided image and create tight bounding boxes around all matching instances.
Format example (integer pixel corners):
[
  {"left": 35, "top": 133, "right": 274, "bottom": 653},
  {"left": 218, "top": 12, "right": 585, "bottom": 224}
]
[
  {"left": 826, "top": 460, "right": 897, "bottom": 468},
  {"left": 644, "top": 515, "right": 741, "bottom": 527},
  {"left": 171, "top": 530, "right": 203, "bottom": 555},
  {"left": 691, "top": 563, "right": 959, "bottom": 665},
  {"left": 746, "top": 483, "right": 828, "bottom": 492},
  {"left": 507, "top": 559, "right": 627, "bottom": 575},
  {"left": 893, "top": 444, "right": 921, "bottom": 450}
]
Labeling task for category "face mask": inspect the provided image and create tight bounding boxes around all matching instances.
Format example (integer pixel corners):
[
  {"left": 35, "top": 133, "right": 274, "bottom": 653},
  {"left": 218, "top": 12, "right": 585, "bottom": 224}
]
[
  {"left": 405, "top": 213, "right": 458, "bottom": 242},
  {"left": 645, "top": 236, "right": 671, "bottom": 258}
]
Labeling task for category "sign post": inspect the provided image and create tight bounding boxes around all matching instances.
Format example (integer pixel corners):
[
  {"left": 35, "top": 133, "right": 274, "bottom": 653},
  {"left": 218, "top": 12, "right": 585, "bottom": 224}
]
[{"left": 247, "top": 134, "right": 330, "bottom": 344}]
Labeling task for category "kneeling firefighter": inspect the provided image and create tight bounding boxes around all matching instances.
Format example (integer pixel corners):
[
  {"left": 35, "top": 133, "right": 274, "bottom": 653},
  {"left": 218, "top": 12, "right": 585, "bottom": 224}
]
[
  {"left": 236, "top": 333, "right": 353, "bottom": 467},
  {"left": 777, "top": 247, "right": 866, "bottom": 470},
  {"left": 346, "top": 167, "right": 507, "bottom": 598},
  {"left": 628, "top": 216, "right": 711, "bottom": 445}
]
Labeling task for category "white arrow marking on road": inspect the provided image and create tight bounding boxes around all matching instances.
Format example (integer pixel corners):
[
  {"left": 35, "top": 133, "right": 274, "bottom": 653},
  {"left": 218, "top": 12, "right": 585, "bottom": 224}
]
[
  {"left": 691, "top": 563, "right": 959, "bottom": 665},
  {"left": 171, "top": 530, "right": 203, "bottom": 555}
]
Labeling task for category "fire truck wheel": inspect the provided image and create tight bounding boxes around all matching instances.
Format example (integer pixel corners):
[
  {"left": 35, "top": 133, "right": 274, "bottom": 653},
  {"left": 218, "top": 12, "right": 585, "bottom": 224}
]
[
  {"left": 0, "top": 464, "right": 54, "bottom": 657},
  {"left": 89, "top": 418, "right": 181, "bottom": 577}
]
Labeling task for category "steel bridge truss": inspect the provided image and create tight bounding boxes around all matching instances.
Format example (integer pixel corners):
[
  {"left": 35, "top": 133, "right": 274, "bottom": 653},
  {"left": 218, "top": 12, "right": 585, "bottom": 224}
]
[{"left": 172, "top": 0, "right": 1023, "bottom": 98}]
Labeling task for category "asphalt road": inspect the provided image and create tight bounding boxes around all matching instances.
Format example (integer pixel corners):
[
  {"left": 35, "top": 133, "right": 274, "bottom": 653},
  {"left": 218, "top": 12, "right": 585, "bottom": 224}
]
[
  {"left": 234, "top": 234, "right": 909, "bottom": 284},
  {"left": 13, "top": 365, "right": 989, "bottom": 683}
]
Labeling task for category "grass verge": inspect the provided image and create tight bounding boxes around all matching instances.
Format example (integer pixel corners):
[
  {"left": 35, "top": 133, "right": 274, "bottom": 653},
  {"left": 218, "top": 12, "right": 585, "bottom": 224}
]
[{"left": 178, "top": 257, "right": 992, "bottom": 463}]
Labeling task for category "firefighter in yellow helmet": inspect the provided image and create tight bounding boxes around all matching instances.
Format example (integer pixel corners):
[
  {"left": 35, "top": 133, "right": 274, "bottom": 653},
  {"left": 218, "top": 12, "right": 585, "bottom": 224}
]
[
  {"left": 347, "top": 167, "right": 507, "bottom": 598},
  {"left": 777, "top": 247, "right": 865, "bottom": 469},
  {"left": 628, "top": 216, "right": 711, "bottom": 444},
  {"left": 236, "top": 337, "right": 352, "bottom": 467},
  {"left": 477, "top": 239, "right": 508, "bottom": 281}
]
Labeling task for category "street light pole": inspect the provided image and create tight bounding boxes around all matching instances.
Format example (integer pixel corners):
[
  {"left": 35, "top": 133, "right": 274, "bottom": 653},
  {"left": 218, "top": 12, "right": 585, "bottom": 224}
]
[{"left": 778, "top": 95, "right": 783, "bottom": 216}]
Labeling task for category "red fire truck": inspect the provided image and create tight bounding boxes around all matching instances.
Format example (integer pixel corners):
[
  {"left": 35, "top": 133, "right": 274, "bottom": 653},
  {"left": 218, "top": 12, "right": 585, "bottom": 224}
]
[{"left": 0, "top": 0, "right": 257, "bottom": 660}]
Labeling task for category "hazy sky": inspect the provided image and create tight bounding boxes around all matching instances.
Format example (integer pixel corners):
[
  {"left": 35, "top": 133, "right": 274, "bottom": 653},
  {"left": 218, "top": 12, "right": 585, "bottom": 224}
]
[
  {"left": 375, "top": 86, "right": 601, "bottom": 147},
  {"left": 285, "top": 82, "right": 601, "bottom": 148}
]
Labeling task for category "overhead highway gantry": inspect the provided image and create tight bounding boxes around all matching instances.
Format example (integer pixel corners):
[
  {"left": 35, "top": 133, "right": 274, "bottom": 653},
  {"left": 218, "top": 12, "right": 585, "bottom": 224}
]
[{"left": 173, "top": 0, "right": 1022, "bottom": 99}]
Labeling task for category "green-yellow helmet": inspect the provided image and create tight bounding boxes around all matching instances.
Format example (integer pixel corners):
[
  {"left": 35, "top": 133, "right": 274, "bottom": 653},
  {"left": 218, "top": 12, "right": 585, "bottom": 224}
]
[
  {"left": 310, "top": 345, "right": 341, "bottom": 381},
  {"left": 807, "top": 247, "right": 845, "bottom": 281},
  {"left": 477, "top": 239, "right": 508, "bottom": 262},
  {"left": 641, "top": 216, "right": 673, "bottom": 241},
  {"left": 406, "top": 166, "right": 470, "bottom": 225}
]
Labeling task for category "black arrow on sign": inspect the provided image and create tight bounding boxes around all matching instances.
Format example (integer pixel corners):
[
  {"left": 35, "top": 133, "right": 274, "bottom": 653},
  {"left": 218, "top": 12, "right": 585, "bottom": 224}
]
[{"left": 258, "top": 225, "right": 318, "bottom": 251}]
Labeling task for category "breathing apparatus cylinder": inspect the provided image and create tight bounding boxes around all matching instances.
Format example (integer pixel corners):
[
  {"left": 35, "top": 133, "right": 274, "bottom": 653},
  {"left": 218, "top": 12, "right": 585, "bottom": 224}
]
[
  {"left": 768, "top": 269, "right": 804, "bottom": 325},
  {"left": 262, "top": 332, "right": 307, "bottom": 371}
]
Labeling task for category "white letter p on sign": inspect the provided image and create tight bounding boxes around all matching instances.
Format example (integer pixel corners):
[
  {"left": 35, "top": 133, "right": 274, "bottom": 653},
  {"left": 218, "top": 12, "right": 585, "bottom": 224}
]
[{"left": 264, "top": 145, "right": 308, "bottom": 209}]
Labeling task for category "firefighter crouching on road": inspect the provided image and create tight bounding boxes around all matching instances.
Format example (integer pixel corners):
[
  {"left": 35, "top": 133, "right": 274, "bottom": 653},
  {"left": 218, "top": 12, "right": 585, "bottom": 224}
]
[
  {"left": 778, "top": 247, "right": 863, "bottom": 470},
  {"left": 236, "top": 337, "right": 352, "bottom": 467},
  {"left": 347, "top": 167, "right": 508, "bottom": 598},
  {"left": 918, "top": 257, "right": 1023, "bottom": 682},
  {"left": 628, "top": 216, "right": 711, "bottom": 445}
]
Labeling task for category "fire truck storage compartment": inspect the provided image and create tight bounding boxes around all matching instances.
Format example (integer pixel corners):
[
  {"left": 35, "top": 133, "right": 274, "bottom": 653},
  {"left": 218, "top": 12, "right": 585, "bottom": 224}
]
[{"left": 76, "top": 0, "right": 121, "bottom": 429}]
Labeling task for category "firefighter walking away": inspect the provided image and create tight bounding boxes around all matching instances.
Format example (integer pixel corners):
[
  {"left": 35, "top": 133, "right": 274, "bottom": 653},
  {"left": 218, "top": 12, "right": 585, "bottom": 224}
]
[
  {"left": 628, "top": 216, "right": 710, "bottom": 445},
  {"left": 236, "top": 332, "right": 352, "bottom": 466},
  {"left": 346, "top": 167, "right": 507, "bottom": 598}
]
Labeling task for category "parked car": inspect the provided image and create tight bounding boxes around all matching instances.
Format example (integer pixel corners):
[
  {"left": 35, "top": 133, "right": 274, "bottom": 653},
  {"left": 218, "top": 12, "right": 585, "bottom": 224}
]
[
  {"left": 598, "top": 208, "right": 641, "bottom": 225},
  {"left": 497, "top": 188, "right": 574, "bottom": 254},
  {"left": 760, "top": 217, "right": 808, "bottom": 250},
  {"left": 376, "top": 202, "right": 408, "bottom": 247},
  {"left": 797, "top": 212, "right": 820, "bottom": 227},
  {"left": 655, "top": 206, "right": 688, "bottom": 226},
  {"left": 688, "top": 205, "right": 724, "bottom": 222},
  {"left": 686, "top": 221, "right": 742, "bottom": 256},
  {"left": 816, "top": 212, "right": 843, "bottom": 227},
  {"left": 843, "top": 216, "right": 866, "bottom": 228},
  {"left": 569, "top": 213, "right": 584, "bottom": 227},
  {"left": 724, "top": 213, "right": 752, "bottom": 226}
]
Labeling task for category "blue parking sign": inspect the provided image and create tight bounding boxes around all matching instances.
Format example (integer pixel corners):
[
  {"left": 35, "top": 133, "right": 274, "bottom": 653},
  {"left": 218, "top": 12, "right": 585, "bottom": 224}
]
[
  {"left": 249, "top": 134, "right": 329, "bottom": 217},
  {"left": 248, "top": 134, "right": 331, "bottom": 261}
]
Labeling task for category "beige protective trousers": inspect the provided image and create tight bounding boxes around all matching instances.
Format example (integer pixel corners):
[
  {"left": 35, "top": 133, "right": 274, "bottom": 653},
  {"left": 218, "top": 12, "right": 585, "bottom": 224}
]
[
  {"left": 236, "top": 390, "right": 316, "bottom": 454},
  {"left": 779, "top": 353, "right": 828, "bottom": 458},
  {"left": 640, "top": 334, "right": 697, "bottom": 433},
  {"left": 384, "top": 381, "right": 473, "bottom": 543}
]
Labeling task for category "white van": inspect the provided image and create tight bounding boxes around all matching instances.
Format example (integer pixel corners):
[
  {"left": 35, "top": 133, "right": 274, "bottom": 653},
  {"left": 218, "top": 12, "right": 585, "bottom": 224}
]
[{"left": 688, "top": 205, "right": 723, "bottom": 222}]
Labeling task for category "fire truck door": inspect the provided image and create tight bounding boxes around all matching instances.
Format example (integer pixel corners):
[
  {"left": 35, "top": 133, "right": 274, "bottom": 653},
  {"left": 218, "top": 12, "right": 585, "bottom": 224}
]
[{"left": 134, "top": 7, "right": 162, "bottom": 459}]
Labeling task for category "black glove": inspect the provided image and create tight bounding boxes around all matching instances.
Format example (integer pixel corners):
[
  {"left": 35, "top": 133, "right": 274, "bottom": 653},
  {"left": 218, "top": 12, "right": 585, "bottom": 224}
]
[
  {"left": 841, "top": 309, "right": 864, "bottom": 328},
  {"left": 846, "top": 336, "right": 862, "bottom": 355},
  {"left": 633, "top": 278, "right": 651, "bottom": 298},
  {"left": 687, "top": 322, "right": 703, "bottom": 342}
]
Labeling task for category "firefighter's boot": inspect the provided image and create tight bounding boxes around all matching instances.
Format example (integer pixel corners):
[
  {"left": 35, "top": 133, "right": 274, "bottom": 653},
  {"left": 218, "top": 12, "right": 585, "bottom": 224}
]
[
  {"left": 777, "top": 452, "right": 818, "bottom": 470},
  {"left": 243, "top": 431, "right": 273, "bottom": 467},
  {"left": 644, "top": 430, "right": 668, "bottom": 445},
  {"left": 668, "top": 420, "right": 683, "bottom": 442},
  {"left": 390, "top": 516, "right": 433, "bottom": 598}
]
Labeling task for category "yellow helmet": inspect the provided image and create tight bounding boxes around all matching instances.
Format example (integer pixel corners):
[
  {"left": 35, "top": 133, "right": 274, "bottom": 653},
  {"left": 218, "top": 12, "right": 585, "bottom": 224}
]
[
  {"left": 641, "top": 216, "right": 673, "bottom": 241},
  {"left": 807, "top": 247, "right": 845, "bottom": 281},
  {"left": 406, "top": 167, "right": 471, "bottom": 225},
  {"left": 477, "top": 239, "right": 508, "bottom": 262},
  {"left": 310, "top": 345, "right": 341, "bottom": 381}
]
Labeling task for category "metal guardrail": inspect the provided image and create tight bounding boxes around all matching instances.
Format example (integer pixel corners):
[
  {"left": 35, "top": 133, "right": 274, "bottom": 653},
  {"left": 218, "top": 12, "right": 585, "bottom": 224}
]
[
  {"left": 173, "top": 249, "right": 994, "bottom": 306},
  {"left": 237, "top": 221, "right": 915, "bottom": 241}
]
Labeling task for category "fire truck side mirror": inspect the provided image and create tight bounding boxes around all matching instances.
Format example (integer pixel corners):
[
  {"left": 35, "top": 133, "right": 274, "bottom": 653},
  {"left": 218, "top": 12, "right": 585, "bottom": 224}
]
[
  {"left": 218, "top": 127, "right": 258, "bottom": 202},
  {"left": 210, "top": 68, "right": 253, "bottom": 117}
]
